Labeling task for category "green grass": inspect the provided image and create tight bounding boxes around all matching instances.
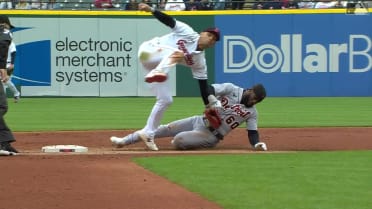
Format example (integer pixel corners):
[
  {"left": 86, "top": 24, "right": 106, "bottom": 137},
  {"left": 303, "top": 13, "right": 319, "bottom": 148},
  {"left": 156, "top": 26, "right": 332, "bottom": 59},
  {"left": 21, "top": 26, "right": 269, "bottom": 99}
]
[
  {"left": 6, "top": 97, "right": 372, "bottom": 131},
  {"left": 134, "top": 151, "right": 372, "bottom": 209},
  {"left": 259, "top": 97, "right": 372, "bottom": 127}
]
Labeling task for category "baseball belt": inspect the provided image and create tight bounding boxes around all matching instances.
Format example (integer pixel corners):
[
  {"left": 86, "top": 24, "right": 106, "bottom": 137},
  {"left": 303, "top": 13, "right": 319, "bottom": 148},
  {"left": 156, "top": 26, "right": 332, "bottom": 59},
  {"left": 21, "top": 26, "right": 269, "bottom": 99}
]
[{"left": 203, "top": 117, "right": 224, "bottom": 140}]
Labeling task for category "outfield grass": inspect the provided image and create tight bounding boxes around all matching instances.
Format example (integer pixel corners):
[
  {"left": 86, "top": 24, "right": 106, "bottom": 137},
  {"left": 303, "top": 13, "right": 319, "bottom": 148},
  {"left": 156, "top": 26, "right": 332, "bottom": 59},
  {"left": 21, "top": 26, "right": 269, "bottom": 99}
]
[
  {"left": 6, "top": 97, "right": 372, "bottom": 131},
  {"left": 134, "top": 151, "right": 372, "bottom": 209}
]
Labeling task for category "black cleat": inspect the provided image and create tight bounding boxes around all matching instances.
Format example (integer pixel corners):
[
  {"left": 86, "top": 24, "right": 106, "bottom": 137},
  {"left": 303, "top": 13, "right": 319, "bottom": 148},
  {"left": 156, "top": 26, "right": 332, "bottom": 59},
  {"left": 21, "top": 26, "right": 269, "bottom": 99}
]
[{"left": 0, "top": 142, "right": 19, "bottom": 154}]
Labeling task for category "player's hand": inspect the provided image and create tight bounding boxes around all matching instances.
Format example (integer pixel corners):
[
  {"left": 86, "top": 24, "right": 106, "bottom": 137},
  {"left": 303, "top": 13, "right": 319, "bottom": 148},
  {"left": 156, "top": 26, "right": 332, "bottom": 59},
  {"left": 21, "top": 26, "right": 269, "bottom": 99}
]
[
  {"left": 0, "top": 69, "right": 9, "bottom": 82},
  {"left": 169, "top": 51, "right": 184, "bottom": 61},
  {"left": 7, "top": 64, "right": 14, "bottom": 71},
  {"left": 206, "top": 95, "right": 222, "bottom": 109},
  {"left": 254, "top": 142, "right": 267, "bottom": 151}
]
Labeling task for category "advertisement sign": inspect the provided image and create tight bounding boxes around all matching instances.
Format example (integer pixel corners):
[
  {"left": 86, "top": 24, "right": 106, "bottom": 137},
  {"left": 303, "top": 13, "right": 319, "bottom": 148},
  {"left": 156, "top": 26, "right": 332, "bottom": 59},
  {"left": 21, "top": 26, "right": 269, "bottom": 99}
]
[
  {"left": 9, "top": 12, "right": 372, "bottom": 97},
  {"left": 215, "top": 14, "right": 372, "bottom": 96},
  {"left": 12, "top": 17, "right": 175, "bottom": 96}
]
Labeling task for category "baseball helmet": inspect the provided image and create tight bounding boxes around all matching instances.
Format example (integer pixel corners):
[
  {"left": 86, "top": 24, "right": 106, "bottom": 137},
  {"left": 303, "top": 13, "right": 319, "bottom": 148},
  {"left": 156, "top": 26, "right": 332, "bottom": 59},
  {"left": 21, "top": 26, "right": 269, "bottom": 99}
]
[{"left": 203, "top": 27, "right": 220, "bottom": 41}]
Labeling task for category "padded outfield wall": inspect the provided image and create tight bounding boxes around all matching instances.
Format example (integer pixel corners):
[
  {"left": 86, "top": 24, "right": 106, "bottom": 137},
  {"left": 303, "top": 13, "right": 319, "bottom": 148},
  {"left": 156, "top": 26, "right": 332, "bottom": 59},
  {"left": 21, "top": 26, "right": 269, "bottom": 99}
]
[{"left": 3, "top": 9, "right": 372, "bottom": 97}]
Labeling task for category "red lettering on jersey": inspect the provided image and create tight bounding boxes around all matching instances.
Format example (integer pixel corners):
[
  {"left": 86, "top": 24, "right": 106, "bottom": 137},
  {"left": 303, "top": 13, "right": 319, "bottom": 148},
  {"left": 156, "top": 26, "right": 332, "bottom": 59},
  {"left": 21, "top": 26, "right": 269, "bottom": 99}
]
[
  {"left": 231, "top": 104, "right": 250, "bottom": 117},
  {"left": 221, "top": 96, "right": 250, "bottom": 117},
  {"left": 177, "top": 40, "right": 194, "bottom": 65}
]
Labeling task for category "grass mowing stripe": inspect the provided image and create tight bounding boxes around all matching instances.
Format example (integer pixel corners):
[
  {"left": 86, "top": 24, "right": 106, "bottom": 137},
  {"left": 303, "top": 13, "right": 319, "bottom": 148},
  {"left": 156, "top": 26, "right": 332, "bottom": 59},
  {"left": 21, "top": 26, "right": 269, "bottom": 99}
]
[
  {"left": 259, "top": 97, "right": 372, "bottom": 127},
  {"left": 134, "top": 151, "right": 372, "bottom": 209},
  {"left": 6, "top": 97, "right": 372, "bottom": 131},
  {"left": 7, "top": 97, "right": 204, "bottom": 131}
]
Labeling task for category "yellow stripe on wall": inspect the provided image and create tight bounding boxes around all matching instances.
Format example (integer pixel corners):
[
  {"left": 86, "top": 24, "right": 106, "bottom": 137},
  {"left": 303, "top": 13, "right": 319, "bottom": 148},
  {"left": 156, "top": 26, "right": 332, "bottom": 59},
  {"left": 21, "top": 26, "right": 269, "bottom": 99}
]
[{"left": 2, "top": 8, "right": 372, "bottom": 16}]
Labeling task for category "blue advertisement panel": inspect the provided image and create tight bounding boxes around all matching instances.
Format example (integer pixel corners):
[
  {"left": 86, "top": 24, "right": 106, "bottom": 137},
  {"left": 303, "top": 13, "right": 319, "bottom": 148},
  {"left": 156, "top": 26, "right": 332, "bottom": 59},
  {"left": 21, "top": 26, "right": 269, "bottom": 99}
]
[{"left": 215, "top": 14, "right": 372, "bottom": 96}]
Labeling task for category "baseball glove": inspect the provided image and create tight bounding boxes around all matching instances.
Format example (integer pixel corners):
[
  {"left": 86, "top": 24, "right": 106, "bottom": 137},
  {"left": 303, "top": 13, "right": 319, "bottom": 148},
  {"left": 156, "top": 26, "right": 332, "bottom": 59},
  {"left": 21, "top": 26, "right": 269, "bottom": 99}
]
[{"left": 204, "top": 108, "right": 222, "bottom": 129}]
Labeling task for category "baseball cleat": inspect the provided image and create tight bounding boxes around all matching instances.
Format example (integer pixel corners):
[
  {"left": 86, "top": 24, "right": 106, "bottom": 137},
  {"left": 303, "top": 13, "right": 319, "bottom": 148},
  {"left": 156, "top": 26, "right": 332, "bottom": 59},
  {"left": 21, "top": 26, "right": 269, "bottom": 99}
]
[
  {"left": 138, "top": 133, "right": 159, "bottom": 151},
  {"left": 14, "top": 96, "right": 20, "bottom": 103},
  {"left": 254, "top": 142, "right": 267, "bottom": 151},
  {"left": 145, "top": 71, "right": 167, "bottom": 83},
  {"left": 110, "top": 136, "right": 126, "bottom": 148},
  {"left": 0, "top": 150, "right": 17, "bottom": 156},
  {"left": 0, "top": 142, "right": 18, "bottom": 154}
]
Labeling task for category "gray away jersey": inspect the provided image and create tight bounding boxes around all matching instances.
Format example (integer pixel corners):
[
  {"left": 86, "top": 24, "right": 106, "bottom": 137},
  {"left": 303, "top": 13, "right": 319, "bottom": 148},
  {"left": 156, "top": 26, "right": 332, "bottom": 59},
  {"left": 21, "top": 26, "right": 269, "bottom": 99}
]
[{"left": 212, "top": 83, "right": 259, "bottom": 136}]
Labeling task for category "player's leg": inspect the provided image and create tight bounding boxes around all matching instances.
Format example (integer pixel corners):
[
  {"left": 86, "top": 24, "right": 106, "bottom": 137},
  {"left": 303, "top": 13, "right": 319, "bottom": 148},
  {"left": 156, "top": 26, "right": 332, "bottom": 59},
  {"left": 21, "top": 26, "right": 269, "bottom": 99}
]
[
  {"left": 110, "top": 82, "right": 173, "bottom": 151},
  {"left": 154, "top": 116, "right": 196, "bottom": 138},
  {"left": 171, "top": 117, "right": 220, "bottom": 150},
  {"left": 2, "top": 82, "right": 6, "bottom": 96},
  {"left": 144, "top": 50, "right": 184, "bottom": 83},
  {"left": 4, "top": 78, "right": 20, "bottom": 102},
  {"left": 138, "top": 39, "right": 182, "bottom": 83},
  {"left": 113, "top": 41, "right": 173, "bottom": 151},
  {"left": 112, "top": 115, "right": 193, "bottom": 149},
  {"left": 0, "top": 77, "right": 17, "bottom": 154},
  {"left": 143, "top": 82, "right": 173, "bottom": 133},
  {"left": 111, "top": 114, "right": 190, "bottom": 149},
  {"left": 110, "top": 131, "right": 142, "bottom": 148},
  {"left": 138, "top": 40, "right": 169, "bottom": 83},
  {"left": 139, "top": 81, "right": 173, "bottom": 151},
  {"left": 172, "top": 131, "right": 219, "bottom": 150}
]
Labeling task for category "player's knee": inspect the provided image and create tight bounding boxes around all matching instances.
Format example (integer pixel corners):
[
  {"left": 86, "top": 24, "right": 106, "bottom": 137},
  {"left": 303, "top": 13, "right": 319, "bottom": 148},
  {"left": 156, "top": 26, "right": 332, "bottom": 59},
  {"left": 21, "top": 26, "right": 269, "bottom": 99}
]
[
  {"left": 171, "top": 137, "right": 182, "bottom": 149},
  {"left": 139, "top": 51, "right": 151, "bottom": 62},
  {"left": 158, "top": 96, "right": 173, "bottom": 107},
  {"left": 172, "top": 137, "right": 188, "bottom": 150},
  {"left": 164, "top": 97, "right": 173, "bottom": 106},
  {"left": 154, "top": 125, "right": 171, "bottom": 138}
]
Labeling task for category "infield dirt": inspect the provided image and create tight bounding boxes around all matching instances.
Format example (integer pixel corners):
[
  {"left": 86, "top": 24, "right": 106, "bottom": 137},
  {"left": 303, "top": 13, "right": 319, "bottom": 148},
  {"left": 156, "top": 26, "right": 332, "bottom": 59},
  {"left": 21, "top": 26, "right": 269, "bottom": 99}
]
[{"left": 1, "top": 127, "right": 371, "bottom": 209}]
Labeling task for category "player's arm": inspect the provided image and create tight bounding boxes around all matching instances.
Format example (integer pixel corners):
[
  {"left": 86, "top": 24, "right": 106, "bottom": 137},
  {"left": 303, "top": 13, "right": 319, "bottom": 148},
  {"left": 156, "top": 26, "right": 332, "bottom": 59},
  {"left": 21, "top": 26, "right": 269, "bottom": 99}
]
[
  {"left": 198, "top": 79, "right": 212, "bottom": 105},
  {"left": 248, "top": 130, "right": 259, "bottom": 146},
  {"left": 9, "top": 51, "right": 15, "bottom": 65},
  {"left": 248, "top": 130, "right": 267, "bottom": 151},
  {"left": 7, "top": 51, "right": 15, "bottom": 73},
  {"left": 138, "top": 3, "right": 176, "bottom": 28}
]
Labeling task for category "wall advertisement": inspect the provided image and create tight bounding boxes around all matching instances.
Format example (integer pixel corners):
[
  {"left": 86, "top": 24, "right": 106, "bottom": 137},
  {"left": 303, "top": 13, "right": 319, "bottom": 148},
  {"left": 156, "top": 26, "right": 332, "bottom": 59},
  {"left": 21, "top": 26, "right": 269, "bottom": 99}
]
[
  {"left": 10, "top": 13, "right": 372, "bottom": 97},
  {"left": 12, "top": 17, "right": 175, "bottom": 97},
  {"left": 215, "top": 14, "right": 372, "bottom": 96}
]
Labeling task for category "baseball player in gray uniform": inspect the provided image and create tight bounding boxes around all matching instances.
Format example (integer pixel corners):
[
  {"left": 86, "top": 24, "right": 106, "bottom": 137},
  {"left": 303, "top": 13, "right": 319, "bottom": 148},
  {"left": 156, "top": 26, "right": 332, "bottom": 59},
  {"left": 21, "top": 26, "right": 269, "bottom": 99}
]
[
  {"left": 115, "top": 3, "right": 220, "bottom": 151},
  {"left": 111, "top": 82, "right": 268, "bottom": 151}
]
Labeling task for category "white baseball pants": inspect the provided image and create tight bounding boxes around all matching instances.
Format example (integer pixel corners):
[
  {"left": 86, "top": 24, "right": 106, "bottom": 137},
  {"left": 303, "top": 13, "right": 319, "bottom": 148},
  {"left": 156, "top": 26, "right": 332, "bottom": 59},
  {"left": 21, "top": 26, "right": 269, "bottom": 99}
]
[{"left": 137, "top": 38, "right": 179, "bottom": 138}]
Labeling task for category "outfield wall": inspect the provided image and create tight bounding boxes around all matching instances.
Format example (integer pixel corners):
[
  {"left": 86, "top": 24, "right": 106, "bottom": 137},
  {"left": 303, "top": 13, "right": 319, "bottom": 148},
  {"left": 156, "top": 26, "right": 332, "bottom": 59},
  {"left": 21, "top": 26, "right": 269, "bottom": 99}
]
[{"left": 4, "top": 9, "right": 372, "bottom": 97}]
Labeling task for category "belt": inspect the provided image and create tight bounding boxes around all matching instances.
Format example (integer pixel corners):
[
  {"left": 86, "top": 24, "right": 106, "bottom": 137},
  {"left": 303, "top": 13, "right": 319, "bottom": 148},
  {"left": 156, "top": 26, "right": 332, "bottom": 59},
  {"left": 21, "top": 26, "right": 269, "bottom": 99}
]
[{"left": 203, "top": 117, "right": 224, "bottom": 140}]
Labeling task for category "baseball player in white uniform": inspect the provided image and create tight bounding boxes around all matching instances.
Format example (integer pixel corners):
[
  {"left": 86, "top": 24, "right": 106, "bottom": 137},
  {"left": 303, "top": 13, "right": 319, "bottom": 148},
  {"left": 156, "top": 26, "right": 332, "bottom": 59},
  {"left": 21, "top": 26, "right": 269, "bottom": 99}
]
[
  {"left": 111, "top": 3, "right": 220, "bottom": 151},
  {"left": 4, "top": 41, "right": 21, "bottom": 103},
  {"left": 111, "top": 82, "right": 268, "bottom": 151}
]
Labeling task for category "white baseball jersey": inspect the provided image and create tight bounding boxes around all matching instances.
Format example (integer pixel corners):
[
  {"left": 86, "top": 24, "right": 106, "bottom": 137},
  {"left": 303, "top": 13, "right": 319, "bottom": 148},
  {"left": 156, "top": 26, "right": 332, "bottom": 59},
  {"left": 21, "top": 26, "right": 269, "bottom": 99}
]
[
  {"left": 150, "top": 20, "right": 208, "bottom": 80},
  {"left": 137, "top": 19, "right": 209, "bottom": 140},
  {"left": 213, "top": 83, "right": 259, "bottom": 136}
]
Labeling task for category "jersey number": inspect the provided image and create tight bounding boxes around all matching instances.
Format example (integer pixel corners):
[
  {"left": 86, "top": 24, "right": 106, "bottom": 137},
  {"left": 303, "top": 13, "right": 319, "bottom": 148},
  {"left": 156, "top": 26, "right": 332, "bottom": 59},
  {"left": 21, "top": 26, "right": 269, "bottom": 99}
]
[{"left": 225, "top": 116, "right": 239, "bottom": 129}]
